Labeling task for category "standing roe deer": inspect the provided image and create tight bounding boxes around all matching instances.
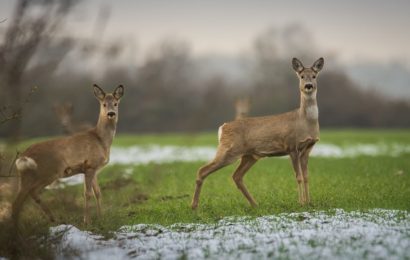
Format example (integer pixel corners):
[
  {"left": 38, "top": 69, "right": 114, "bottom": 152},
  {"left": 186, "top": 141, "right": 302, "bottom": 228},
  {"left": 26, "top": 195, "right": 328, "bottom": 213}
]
[
  {"left": 12, "top": 84, "right": 124, "bottom": 224},
  {"left": 54, "top": 102, "right": 93, "bottom": 134},
  {"left": 191, "top": 57, "right": 324, "bottom": 209}
]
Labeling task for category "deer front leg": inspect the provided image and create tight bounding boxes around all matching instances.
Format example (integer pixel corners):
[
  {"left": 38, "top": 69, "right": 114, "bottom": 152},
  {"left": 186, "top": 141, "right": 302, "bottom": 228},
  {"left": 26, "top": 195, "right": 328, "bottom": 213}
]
[
  {"left": 92, "top": 175, "right": 102, "bottom": 217},
  {"left": 300, "top": 146, "right": 314, "bottom": 204},
  {"left": 83, "top": 170, "right": 95, "bottom": 224},
  {"left": 300, "top": 156, "right": 310, "bottom": 204},
  {"left": 289, "top": 152, "right": 305, "bottom": 204}
]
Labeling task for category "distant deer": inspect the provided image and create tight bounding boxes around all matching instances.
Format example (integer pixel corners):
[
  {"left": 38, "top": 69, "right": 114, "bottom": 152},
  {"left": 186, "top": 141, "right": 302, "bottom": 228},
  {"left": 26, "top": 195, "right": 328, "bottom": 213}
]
[
  {"left": 54, "top": 102, "right": 92, "bottom": 134},
  {"left": 235, "top": 98, "right": 250, "bottom": 120},
  {"left": 192, "top": 58, "right": 324, "bottom": 209},
  {"left": 12, "top": 84, "right": 124, "bottom": 225}
]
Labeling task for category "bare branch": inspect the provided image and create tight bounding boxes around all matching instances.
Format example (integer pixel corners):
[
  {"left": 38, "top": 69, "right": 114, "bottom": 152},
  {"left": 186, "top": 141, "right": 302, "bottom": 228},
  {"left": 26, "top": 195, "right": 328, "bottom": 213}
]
[
  {"left": 0, "top": 0, "right": 80, "bottom": 139},
  {"left": 0, "top": 85, "right": 38, "bottom": 125},
  {"left": 8, "top": 150, "right": 20, "bottom": 176}
]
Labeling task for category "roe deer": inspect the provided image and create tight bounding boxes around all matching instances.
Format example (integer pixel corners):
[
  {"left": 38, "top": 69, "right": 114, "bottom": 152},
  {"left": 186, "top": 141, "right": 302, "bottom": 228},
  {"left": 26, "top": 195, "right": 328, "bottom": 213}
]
[
  {"left": 235, "top": 98, "right": 250, "bottom": 120},
  {"left": 12, "top": 84, "right": 124, "bottom": 225},
  {"left": 191, "top": 57, "right": 324, "bottom": 209},
  {"left": 54, "top": 102, "right": 93, "bottom": 134}
]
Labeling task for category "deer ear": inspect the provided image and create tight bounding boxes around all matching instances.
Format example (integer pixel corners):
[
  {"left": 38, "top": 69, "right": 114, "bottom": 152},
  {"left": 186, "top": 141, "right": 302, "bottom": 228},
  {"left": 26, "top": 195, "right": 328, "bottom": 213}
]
[
  {"left": 312, "top": 57, "right": 324, "bottom": 72},
  {"left": 93, "top": 84, "right": 105, "bottom": 101},
  {"left": 113, "top": 85, "right": 124, "bottom": 100},
  {"left": 292, "top": 58, "right": 304, "bottom": 73},
  {"left": 64, "top": 102, "right": 73, "bottom": 110}
]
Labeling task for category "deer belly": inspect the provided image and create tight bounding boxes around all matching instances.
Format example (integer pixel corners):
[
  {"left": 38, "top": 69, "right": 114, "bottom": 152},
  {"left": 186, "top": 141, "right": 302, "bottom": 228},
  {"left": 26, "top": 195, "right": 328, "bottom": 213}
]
[
  {"left": 253, "top": 144, "right": 288, "bottom": 157},
  {"left": 296, "top": 137, "right": 318, "bottom": 152},
  {"left": 255, "top": 150, "right": 288, "bottom": 157},
  {"left": 62, "top": 160, "right": 93, "bottom": 177}
]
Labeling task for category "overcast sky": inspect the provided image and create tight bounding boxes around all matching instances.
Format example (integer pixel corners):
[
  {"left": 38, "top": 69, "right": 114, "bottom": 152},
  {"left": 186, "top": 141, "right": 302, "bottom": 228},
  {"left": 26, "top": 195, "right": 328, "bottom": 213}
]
[{"left": 1, "top": 0, "right": 410, "bottom": 65}]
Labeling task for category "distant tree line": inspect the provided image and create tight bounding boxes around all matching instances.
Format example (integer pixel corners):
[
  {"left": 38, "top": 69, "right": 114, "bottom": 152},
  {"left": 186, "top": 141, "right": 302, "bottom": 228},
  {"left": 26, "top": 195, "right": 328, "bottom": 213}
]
[{"left": 1, "top": 2, "right": 409, "bottom": 139}]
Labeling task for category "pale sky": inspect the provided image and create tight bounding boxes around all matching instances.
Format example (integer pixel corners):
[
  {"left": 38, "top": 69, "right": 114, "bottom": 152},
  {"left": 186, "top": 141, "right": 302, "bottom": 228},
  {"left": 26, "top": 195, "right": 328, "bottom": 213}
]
[{"left": 1, "top": 0, "right": 410, "bottom": 65}]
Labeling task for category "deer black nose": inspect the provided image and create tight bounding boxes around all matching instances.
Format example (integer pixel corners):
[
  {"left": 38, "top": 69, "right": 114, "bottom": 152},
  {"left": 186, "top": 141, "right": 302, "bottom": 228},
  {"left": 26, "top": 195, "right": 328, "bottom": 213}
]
[
  {"left": 107, "top": 112, "right": 116, "bottom": 118},
  {"left": 305, "top": 84, "right": 313, "bottom": 90}
]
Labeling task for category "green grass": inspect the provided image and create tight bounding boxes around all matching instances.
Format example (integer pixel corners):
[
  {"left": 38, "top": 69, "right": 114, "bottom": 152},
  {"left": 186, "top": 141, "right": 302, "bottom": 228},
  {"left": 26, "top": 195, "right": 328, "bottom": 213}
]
[
  {"left": 8, "top": 128, "right": 410, "bottom": 149},
  {"left": 1, "top": 129, "right": 410, "bottom": 255},
  {"left": 10, "top": 130, "right": 410, "bottom": 229},
  {"left": 93, "top": 155, "right": 410, "bottom": 231}
]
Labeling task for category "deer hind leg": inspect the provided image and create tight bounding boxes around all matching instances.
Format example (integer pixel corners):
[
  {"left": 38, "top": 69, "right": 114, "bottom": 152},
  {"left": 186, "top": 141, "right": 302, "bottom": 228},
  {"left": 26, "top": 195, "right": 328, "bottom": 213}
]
[
  {"left": 26, "top": 179, "right": 56, "bottom": 222},
  {"left": 232, "top": 155, "right": 258, "bottom": 207},
  {"left": 92, "top": 175, "right": 102, "bottom": 217},
  {"left": 12, "top": 188, "right": 31, "bottom": 228},
  {"left": 30, "top": 190, "right": 55, "bottom": 222},
  {"left": 300, "top": 145, "right": 314, "bottom": 204},
  {"left": 12, "top": 173, "right": 41, "bottom": 228},
  {"left": 191, "top": 148, "right": 237, "bottom": 209},
  {"left": 290, "top": 152, "right": 305, "bottom": 204}
]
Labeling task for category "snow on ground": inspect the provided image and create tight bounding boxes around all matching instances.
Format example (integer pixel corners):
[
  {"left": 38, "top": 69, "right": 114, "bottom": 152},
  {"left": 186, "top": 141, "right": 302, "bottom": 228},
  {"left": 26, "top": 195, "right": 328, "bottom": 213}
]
[
  {"left": 110, "top": 145, "right": 216, "bottom": 165},
  {"left": 51, "top": 209, "right": 410, "bottom": 260},
  {"left": 52, "top": 143, "right": 410, "bottom": 187},
  {"left": 110, "top": 143, "right": 410, "bottom": 165}
]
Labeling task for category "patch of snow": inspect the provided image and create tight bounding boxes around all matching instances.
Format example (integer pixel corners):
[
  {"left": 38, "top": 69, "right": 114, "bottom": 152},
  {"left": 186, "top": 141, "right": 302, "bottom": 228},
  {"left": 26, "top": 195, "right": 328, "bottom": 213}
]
[
  {"left": 51, "top": 225, "right": 127, "bottom": 260},
  {"left": 46, "top": 175, "right": 84, "bottom": 189},
  {"left": 310, "top": 143, "right": 410, "bottom": 158},
  {"left": 50, "top": 209, "right": 410, "bottom": 259},
  {"left": 110, "top": 145, "right": 216, "bottom": 165}
]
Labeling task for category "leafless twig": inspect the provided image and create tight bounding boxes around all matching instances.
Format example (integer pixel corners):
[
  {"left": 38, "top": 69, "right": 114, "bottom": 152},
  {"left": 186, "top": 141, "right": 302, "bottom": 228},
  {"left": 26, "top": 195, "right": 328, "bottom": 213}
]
[
  {"left": 8, "top": 150, "right": 20, "bottom": 176},
  {"left": 0, "top": 85, "right": 38, "bottom": 125}
]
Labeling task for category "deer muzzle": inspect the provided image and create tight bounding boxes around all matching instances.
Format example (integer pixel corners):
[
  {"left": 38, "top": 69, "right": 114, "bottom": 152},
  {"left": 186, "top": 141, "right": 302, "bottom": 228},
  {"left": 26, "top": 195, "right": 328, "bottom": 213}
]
[
  {"left": 304, "top": 84, "right": 313, "bottom": 90},
  {"left": 107, "top": 112, "right": 116, "bottom": 119}
]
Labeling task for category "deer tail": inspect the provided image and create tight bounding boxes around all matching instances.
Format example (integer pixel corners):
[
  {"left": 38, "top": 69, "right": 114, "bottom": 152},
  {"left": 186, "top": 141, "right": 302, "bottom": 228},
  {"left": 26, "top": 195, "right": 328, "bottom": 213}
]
[{"left": 15, "top": 156, "right": 37, "bottom": 172}]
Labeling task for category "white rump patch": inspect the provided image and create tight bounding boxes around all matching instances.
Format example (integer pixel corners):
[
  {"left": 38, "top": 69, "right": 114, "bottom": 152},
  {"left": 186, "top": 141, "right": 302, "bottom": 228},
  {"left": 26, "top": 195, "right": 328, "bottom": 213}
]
[
  {"left": 306, "top": 105, "right": 318, "bottom": 120},
  {"left": 15, "top": 156, "right": 37, "bottom": 172},
  {"left": 218, "top": 124, "right": 224, "bottom": 142}
]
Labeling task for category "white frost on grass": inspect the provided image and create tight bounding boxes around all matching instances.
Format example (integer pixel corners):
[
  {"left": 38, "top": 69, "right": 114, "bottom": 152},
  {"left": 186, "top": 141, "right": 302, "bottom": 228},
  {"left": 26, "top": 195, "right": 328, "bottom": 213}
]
[
  {"left": 310, "top": 143, "right": 410, "bottom": 158},
  {"left": 51, "top": 209, "right": 410, "bottom": 259},
  {"left": 51, "top": 225, "right": 127, "bottom": 260},
  {"left": 110, "top": 145, "right": 216, "bottom": 165}
]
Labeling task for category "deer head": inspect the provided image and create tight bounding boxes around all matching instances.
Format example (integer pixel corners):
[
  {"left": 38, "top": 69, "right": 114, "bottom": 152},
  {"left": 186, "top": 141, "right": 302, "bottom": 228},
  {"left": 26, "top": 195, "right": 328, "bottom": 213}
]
[
  {"left": 54, "top": 102, "right": 74, "bottom": 127},
  {"left": 93, "top": 84, "right": 124, "bottom": 122},
  {"left": 292, "top": 57, "right": 324, "bottom": 98}
]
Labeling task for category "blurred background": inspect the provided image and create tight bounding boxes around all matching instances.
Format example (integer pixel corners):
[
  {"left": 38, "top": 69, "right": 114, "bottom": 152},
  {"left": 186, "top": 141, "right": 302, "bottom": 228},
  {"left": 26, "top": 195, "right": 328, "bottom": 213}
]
[{"left": 0, "top": 0, "right": 410, "bottom": 139}]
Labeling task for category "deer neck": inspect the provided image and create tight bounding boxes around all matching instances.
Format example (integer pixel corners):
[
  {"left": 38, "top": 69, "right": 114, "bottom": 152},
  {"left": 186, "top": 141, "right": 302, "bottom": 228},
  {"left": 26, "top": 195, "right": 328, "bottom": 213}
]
[
  {"left": 299, "top": 91, "right": 318, "bottom": 122},
  {"left": 95, "top": 113, "right": 117, "bottom": 150}
]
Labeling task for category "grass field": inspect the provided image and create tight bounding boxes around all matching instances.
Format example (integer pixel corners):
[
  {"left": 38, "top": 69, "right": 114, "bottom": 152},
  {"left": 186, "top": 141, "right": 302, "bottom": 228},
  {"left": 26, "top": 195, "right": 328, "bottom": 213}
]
[{"left": 1, "top": 129, "right": 410, "bottom": 258}]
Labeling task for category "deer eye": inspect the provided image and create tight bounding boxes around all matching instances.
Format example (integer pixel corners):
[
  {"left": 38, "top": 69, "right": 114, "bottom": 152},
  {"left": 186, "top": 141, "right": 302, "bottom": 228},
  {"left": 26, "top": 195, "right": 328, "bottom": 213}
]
[
  {"left": 301, "top": 75, "right": 304, "bottom": 79},
  {"left": 114, "top": 103, "right": 118, "bottom": 106},
  {"left": 103, "top": 104, "right": 106, "bottom": 107},
  {"left": 313, "top": 75, "right": 316, "bottom": 79}
]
